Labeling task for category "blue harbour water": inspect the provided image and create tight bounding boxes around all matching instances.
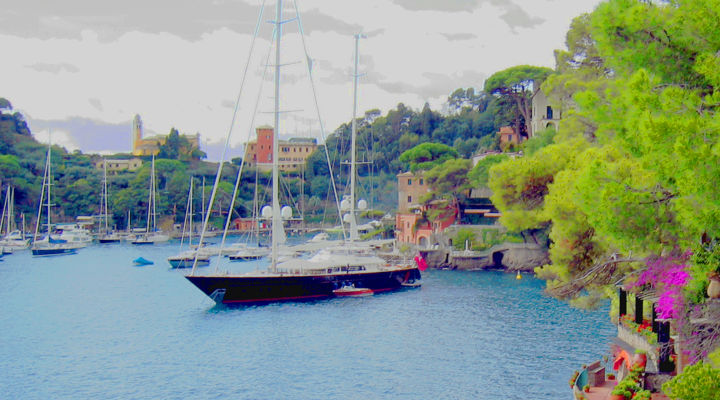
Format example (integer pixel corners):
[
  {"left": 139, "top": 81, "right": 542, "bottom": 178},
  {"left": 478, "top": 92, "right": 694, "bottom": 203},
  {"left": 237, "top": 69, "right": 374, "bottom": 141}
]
[{"left": 0, "top": 241, "right": 615, "bottom": 399}]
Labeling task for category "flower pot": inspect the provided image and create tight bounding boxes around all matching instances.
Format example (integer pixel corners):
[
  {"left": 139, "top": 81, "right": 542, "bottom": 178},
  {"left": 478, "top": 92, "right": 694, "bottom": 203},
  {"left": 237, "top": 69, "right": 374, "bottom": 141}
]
[
  {"left": 708, "top": 276, "right": 720, "bottom": 299},
  {"left": 632, "top": 352, "right": 647, "bottom": 369},
  {"left": 609, "top": 395, "right": 626, "bottom": 400}
]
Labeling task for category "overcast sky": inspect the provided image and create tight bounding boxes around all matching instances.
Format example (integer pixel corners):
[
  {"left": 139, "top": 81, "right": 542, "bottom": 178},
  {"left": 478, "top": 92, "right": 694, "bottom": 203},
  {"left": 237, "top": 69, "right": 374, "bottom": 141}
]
[{"left": 0, "top": 0, "right": 602, "bottom": 160}]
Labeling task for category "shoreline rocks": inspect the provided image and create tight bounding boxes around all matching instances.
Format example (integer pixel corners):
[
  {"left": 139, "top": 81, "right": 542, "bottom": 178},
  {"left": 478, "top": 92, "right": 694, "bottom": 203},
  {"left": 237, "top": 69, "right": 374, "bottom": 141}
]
[{"left": 419, "top": 242, "right": 549, "bottom": 272}]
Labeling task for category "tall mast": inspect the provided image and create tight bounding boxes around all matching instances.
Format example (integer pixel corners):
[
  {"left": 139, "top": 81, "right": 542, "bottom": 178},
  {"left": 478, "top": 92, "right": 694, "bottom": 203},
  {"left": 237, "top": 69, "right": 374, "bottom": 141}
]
[
  {"left": 151, "top": 156, "right": 157, "bottom": 232},
  {"left": 270, "top": 0, "right": 283, "bottom": 271},
  {"left": 190, "top": 177, "right": 194, "bottom": 246},
  {"left": 254, "top": 161, "right": 260, "bottom": 244},
  {"left": 1, "top": 186, "right": 9, "bottom": 236},
  {"left": 46, "top": 142, "right": 52, "bottom": 236},
  {"left": 11, "top": 187, "right": 15, "bottom": 232},
  {"left": 102, "top": 160, "right": 109, "bottom": 233},
  {"left": 146, "top": 157, "right": 153, "bottom": 234},
  {"left": 8, "top": 186, "right": 15, "bottom": 233},
  {"left": 349, "top": 33, "right": 362, "bottom": 242},
  {"left": 201, "top": 176, "right": 206, "bottom": 222}
]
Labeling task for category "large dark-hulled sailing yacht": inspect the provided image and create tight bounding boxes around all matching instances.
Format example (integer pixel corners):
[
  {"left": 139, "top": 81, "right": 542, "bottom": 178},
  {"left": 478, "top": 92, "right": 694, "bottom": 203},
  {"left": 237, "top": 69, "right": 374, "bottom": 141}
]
[{"left": 185, "top": 0, "right": 421, "bottom": 304}]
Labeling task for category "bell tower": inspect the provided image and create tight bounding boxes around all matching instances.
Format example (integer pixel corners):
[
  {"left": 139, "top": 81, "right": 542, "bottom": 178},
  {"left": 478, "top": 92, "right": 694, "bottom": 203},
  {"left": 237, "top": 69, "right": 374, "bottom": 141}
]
[{"left": 132, "top": 114, "right": 143, "bottom": 154}]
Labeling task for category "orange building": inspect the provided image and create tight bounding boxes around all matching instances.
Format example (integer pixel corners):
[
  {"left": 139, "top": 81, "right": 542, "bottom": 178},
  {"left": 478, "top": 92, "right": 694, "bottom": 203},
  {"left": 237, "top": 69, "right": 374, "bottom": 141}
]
[
  {"left": 395, "top": 171, "right": 457, "bottom": 246},
  {"left": 498, "top": 126, "right": 522, "bottom": 147},
  {"left": 231, "top": 217, "right": 261, "bottom": 231},
  {"left": 244, "top": 126, "right": 318, "bottom": 172}
]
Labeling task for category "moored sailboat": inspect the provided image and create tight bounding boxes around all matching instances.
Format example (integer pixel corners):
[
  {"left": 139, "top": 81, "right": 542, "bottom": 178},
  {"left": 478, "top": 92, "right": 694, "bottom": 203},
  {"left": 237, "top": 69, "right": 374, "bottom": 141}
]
[
  {"left": 131, "top": 156, "right": 169, "bottom": 245},
  {"left": 31, "top": 142, "right": 80, "bottom": 256},
  {"left": 185, "top": 0, "right": 421, "bottom": 304},
  {"left": 98, "top": 160, "right": 121, "bottom": 243},
  {"left": 168, "top": 177, "right": 210, "bottom": 268},
  {"left": 0, "top": 186, "right": 30, "bottom": 250}
]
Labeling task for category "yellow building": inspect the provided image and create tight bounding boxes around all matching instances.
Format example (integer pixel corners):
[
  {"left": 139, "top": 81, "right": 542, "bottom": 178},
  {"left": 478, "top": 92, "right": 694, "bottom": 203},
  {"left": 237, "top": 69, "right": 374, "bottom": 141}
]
[{"left": 131, "top": 114, "right": 201, "bottom": 156}]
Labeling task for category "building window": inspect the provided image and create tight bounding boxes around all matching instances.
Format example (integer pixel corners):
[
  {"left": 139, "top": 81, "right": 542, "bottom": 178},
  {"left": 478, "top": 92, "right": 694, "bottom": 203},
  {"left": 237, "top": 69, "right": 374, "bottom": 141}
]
[
  {"left": 408, "top": 179, "right": 412, "bottom": 185},
  {"left": 546, "top": 106, "right": 553, "bottom": 119},
  {"left": 419, "top": 178, "right": 424, "bottom": 185},
  {"left": 408, "top": 195, "right": 412, "bottom": 203},
  {"left": 508, "top": 134, "right": 513, "bottom": 141}
]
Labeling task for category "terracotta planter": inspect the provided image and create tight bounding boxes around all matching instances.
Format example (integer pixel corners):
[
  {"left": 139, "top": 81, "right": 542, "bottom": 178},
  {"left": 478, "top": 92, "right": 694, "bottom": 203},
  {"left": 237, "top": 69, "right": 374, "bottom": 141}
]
[
  {"left": 609, "top": 395, "right": 626, "bottom": 400},
  {"left": 708, "top": 276, "right": 720, "bottom": 299},
  {"left": 632, "top": 352, "right": 647, "bottom": 369}
]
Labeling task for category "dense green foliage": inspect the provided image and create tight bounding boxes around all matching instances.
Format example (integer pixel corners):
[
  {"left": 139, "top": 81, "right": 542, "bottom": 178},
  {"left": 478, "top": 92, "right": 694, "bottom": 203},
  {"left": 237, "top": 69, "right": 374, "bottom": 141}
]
[
  {"left": 662, "top": 362, "right": 720, "bottom": 400},
  {"left": 398, "top": 142, "right": 458, "bottom": 172},
  {"left": 156, "top": 128, "right": 206, "bottom": 161},
  {"left": 299, "top": 89, "right": 518, "bottom": 214},
  {"left": 488, "top": 0, "right": 720, "bottom": 305}
]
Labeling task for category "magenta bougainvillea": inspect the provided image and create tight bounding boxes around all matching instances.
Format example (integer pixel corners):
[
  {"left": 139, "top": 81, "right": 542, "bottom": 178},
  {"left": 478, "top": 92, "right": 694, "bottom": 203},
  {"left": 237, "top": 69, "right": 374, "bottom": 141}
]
[{"left": 630, "top": 252, "right": 691, "bottom": 319}]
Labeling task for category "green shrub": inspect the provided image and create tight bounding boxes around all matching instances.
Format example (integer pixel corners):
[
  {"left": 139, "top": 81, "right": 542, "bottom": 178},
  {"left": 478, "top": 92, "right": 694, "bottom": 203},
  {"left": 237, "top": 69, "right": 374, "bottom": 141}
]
[
  {"left": 453, "top": 228, "right": 476, "bottom": 250},
  {"left": 662, "top": 362, "right": 720, "bottom": 400},
  {"left": 633, "top": 390, "right": 651, "bottom": 400}
]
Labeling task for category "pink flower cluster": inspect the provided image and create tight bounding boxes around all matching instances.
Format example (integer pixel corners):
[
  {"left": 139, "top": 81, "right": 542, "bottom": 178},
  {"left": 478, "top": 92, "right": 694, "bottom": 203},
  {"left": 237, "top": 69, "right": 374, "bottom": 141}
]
[{"left": 632, "top": 253, "right": 691, "bottom": 319}]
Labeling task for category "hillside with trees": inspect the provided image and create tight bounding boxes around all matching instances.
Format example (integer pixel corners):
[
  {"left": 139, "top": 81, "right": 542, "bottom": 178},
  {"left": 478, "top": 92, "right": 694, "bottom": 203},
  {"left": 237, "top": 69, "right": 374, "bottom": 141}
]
[
  {"left": 1, "top": 84, "right": 528, "bottom": 231},
  {"left": 486, "top": 0, "right": 720, "bottom": 387}
]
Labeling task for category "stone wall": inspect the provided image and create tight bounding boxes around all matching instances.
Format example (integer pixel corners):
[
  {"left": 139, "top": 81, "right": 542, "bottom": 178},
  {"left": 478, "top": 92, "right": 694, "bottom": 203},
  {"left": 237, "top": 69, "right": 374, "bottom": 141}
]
[
  {"left": 501, "top": 244, "right": 550, "bottom": 272},
  {"left": 419, "top": 242, "right": 549, "bottom": 272}
]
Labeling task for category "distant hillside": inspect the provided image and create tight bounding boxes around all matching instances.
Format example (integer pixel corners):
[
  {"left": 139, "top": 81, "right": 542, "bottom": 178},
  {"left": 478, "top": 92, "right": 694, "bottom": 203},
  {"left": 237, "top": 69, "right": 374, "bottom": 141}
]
[{"left": 1, "top": 86, "right": 517, "bottom": 229}]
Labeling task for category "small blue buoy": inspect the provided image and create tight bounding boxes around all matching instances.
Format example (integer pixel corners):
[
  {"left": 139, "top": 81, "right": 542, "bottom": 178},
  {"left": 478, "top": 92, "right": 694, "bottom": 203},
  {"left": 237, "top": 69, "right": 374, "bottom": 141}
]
[{"left": 133, "top": 257, "right": 154, "bottom": 266}]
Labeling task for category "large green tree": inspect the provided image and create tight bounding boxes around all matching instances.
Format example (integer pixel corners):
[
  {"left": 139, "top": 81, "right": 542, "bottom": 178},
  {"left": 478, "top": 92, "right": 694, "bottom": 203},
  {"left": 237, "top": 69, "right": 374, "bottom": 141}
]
[
  {"left": 484, "top": 65, "right": 553, "bottom": 137},
  {"left": 398, "top": 142, "right": 458, "bottom": 172}
]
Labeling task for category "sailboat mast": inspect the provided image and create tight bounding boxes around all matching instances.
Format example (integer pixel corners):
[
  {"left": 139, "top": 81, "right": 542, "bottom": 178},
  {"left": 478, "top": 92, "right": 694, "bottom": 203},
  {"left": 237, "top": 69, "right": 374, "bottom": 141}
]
[
  {"left": 46, "top": 144, "right": 52, "bottom": 236},
  {"left": 11, "top": 187, "right": 16, "bottom": 232},
  {"left": 270, "top": 0, "right": 283, "bottom": 271},
  {"left": 10, "top": 187, "right": 15, "bottom": 232},
  {"left": 254, "top": 163, "right": 260, "bottom": 244},
  {"left": 1, "top": 186, "right": 9, "bottom": 236},
  {"left": 33, "top": 145, "right": 51, "bottom": 242},
  {"left": 349, "top": 33, "right": 361, "bottom": 242},
  {"left": 152, "top": 156, "right": 157, "bottom": 232},
  {"left": 146, "top": 158, "right": 152, "bottom": 234},
  {"left": 189, "top": 177, "right": 193, "bottom": 246},
  {"left": 103, "top": 160, "right": 109, "bottom": 233}
]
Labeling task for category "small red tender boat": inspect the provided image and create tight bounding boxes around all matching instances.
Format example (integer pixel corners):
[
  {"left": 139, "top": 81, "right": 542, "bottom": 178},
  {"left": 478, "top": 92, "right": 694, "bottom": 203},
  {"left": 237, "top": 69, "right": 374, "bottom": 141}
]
[{"left": 333, "top": 285, "right": 374, "bottom": 297}]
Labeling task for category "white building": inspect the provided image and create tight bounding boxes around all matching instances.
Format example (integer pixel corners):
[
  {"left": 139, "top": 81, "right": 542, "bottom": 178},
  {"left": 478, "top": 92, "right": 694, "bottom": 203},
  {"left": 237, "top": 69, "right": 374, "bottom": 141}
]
[{"left": 531, "top": 88, "right": 561, "bottom": 136}]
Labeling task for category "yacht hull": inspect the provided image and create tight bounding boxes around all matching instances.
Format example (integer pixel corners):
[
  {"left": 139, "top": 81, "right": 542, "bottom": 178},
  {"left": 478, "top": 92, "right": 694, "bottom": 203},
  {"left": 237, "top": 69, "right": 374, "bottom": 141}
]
[
  {"left": 186, "top": 267, "right": 421, "bottom": 304},
  {"left": 168, "top": 258, "right": 211, "bottom": 269},
  {"left": 31, "top": 247, "right": 77, "bottom": 256}
]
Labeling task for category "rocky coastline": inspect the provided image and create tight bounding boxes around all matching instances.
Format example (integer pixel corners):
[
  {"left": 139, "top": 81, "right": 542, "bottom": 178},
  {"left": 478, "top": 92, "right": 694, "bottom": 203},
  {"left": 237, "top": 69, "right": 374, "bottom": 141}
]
[{"left": 419, "top": 242, "right": 549, "bottom": 272}]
